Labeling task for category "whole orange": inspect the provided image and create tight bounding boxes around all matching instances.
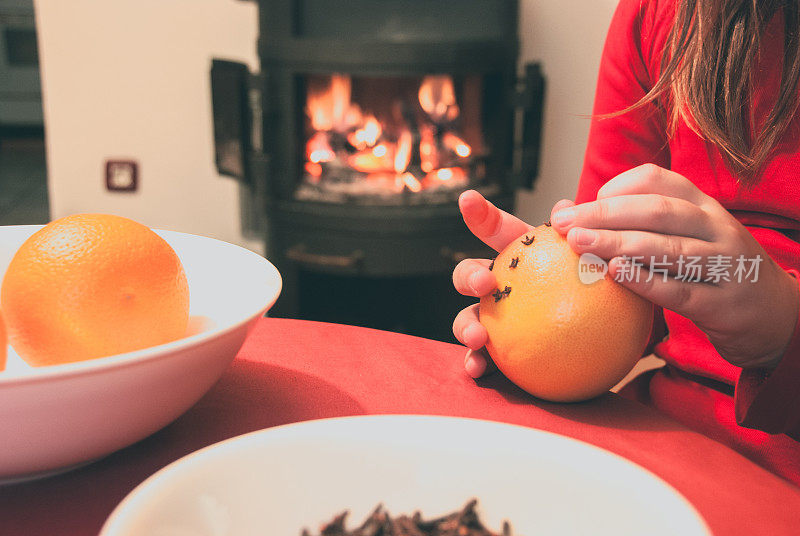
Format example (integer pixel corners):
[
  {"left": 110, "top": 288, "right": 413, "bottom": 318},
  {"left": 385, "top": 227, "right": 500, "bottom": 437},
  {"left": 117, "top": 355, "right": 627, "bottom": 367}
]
[
  {"left": 479, "top": 225, "right": 653, "bottom": 402},
  {"left": 1, "top": 214, "right": 190, "bottom": 366}
]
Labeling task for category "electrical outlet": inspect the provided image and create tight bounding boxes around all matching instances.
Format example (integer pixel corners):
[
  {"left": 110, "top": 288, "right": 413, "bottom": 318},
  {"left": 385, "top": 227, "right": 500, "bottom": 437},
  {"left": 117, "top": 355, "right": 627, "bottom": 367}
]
[{"left": 106, "top": 160, "right": 138, "bottom": 192}]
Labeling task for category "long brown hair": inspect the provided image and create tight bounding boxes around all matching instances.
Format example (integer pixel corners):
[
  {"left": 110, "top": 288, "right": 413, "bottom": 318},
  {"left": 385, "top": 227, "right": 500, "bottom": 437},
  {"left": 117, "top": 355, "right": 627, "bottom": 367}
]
[{"left": 630, "top": 0, "right": 800, "bottom": 181}]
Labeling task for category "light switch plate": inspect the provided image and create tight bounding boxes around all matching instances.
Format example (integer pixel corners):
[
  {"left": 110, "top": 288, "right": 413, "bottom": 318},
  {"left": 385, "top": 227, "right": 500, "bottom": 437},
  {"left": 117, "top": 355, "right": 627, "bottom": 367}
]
[{"left": 106, "top": 160, "right": 138, "bottom": 192}]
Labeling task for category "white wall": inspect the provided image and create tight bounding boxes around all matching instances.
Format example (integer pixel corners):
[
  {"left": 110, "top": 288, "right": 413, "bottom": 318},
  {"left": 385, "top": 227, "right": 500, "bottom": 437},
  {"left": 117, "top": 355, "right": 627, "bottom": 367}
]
[
  {"left": 515, "top": 0, "right": 619, "bottom": 223},
  {"left": 33, "top": 0, "right": 618, "bottom": 249},
  {"left": 34, "top": 0, "right": 262, "bottom": 252}
]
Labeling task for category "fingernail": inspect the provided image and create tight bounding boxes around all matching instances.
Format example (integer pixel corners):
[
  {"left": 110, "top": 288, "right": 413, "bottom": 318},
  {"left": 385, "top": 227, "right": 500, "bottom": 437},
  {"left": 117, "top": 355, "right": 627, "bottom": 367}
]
[
  {"left": 462, "top": 322, "right": 479, "bottom": 347},
  {"left": 552, "top": 208, "right": 575, "bottom": 227},
  {"left": 574, "top": 228, "right": 597, "bottom": 246},
  {"left": 468, "top": 272, "right": 480, "bottom": 294}
]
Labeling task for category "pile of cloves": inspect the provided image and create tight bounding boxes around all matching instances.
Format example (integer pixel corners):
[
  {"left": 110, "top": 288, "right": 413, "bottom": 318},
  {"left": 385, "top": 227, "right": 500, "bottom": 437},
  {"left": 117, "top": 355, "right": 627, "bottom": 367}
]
[{"left": 301, "top": 498, "right": 514, "bottom": 536}]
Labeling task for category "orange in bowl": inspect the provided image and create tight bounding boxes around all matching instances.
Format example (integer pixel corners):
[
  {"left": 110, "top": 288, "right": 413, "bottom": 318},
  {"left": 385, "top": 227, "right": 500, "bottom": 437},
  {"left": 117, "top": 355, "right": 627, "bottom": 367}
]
[
  {"left": 0, "top": 214, "right": 189, "bottom": 366},
  {"left": 0, "top": 223, "right": 281, "bottom": 482},
  {"left": 479, "top": 225, "right": 653, "bottom": 402}
]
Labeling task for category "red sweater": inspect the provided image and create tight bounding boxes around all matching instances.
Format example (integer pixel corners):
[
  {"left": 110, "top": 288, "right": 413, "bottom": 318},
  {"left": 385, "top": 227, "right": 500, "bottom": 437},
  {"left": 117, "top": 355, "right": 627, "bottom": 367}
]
[{"left": 579, "top": 0, "right": 800, "bottom": 485}]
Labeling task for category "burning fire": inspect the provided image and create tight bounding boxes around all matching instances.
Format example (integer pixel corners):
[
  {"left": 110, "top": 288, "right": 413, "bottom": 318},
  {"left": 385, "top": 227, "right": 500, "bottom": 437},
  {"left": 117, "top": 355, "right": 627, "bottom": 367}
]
[
  {"left": 422, "top": 167, "right": 467, "bottom": 190},
  {"left": 348, "top": 115, "right": 382, "bottom": 150},
  {"left": 443, "top": 132, "right": 471, "bottom": 158},
  {"left": 307, "top": 131, "right": 335, "bottom": 164},
  {"left": 418, "top": 75, "right": 459, "bottom": 123},
  {"left": 304, "top": 73, "right": 476, "bottom": 196},
  {"left": 306, "top": 74, "right": 357, "bottom": 132},
  {"left": 399, "top": 172, "right": 422, "bottom": 193},
  {"left": 394, "top": 129, "right": 413, "bottom": 174}
]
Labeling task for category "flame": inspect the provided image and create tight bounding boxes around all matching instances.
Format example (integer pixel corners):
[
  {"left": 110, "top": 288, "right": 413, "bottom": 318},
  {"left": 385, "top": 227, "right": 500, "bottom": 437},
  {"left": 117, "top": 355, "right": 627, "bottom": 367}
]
[
  {"left": 422, "top": 167, "right": 468, "bottom": 189},
  {"left": 307, "top": 131, "right": 335, "bottom": 163},
  {"left": 400, "top": 172, "right": 422, "bottom": 192},
  {"left": 343, "top": 103, "right": 363, "bottom": 130},
  {"left": 418, "top": 75, "right": 457, "bottom": 123},
  {"left": 349, "top": 150, "right": 393, "bottom": 173},
  {"left": 446, "top": 104, "right": 460, "bottom": 122},
  {"left": 437, "top": 168, "right": 454, "bottom": 181},
  {"left": 348, "top": 115, "right": 382, "bottom": 150},
  {"left": 443, "top": 132, "right": 471, "bottom": 158},
  {"left": 306, "top": 74, "right": 354, "bottom": 132},
  {"left": 305, "top": 161, "right": 323, "bottom": 178},
  {"left": 419, "top": 125, "right": 438, "bottom": 174},
  {"left": 348, "top": 131, "right": 413, "bottom": 174},
  {"left": 331, "top": 75, "right": 352, "bottom": 131},
  {"left": 394, "top": 129, "right": 413, "bottom": 173}
]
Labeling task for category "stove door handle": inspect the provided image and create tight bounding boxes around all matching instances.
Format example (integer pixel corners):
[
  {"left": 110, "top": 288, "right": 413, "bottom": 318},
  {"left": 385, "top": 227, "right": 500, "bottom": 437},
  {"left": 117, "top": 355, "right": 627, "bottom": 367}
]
[
  {"left": 210, "top": 59, "right": 253, "bottom": 182},
  {"left": 286, "top": 244, "right": 364, "bottom": 269},
  {"left": 516, "top": 62, "right": 546, "bottom": 190}
]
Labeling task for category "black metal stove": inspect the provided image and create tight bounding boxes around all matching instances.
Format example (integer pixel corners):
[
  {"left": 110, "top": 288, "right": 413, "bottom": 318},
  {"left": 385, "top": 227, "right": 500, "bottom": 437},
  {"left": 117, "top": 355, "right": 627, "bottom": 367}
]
[{"left": 211, "top": 0, "right": 544, "bottom": 341}]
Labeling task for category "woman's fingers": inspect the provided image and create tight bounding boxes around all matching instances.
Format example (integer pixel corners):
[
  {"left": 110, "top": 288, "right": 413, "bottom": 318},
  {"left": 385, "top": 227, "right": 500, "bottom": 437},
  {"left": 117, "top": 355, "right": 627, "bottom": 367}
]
[
  {"left": 596, "top": 163, "right": 710, "bottom": 206},
  {"left": 551, "top": 194, "right": 715, "bottom": 241},
  {"left": 608, "top": 257, "right": 714, "bottom": 318},
  {"left": 566, "top": 228, "right": 717, "bottom": 276},
  {"left": 464, "top": 348, "right": 497, "bottom": 378},
  {"left": 456, "top": 192, "right": 566, "bottom": 380},
  {"left": 452, "top": 304, "right": 489, "bottom": 350},
  {"left": 452, "top": 300, "right": 496, "bottom": 378},
  {"left": 549, "top": 199, "right": 575, "bottom": 230},
  {"left": 452, "top": 258, "right": 496, "bottom": 297},
  {"left": 459, "top": 190, "right": 531, "bottom": 252}
]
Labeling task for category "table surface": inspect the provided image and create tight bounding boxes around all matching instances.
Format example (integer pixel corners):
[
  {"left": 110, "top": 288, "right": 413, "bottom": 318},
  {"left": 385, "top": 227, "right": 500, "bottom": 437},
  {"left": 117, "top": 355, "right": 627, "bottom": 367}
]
[{"left": 2, "top": 317, "right": 800, "bottom": 535}]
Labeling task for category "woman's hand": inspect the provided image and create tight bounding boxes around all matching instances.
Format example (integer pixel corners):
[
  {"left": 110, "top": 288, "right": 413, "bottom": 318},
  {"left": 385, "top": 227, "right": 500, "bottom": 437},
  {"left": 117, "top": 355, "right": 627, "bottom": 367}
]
[
  {"left": 451, "top": 190, "right": 574, "bottom": 377},
  {"left": 550, "top": 164, "right": 799, "bottom": 369}
]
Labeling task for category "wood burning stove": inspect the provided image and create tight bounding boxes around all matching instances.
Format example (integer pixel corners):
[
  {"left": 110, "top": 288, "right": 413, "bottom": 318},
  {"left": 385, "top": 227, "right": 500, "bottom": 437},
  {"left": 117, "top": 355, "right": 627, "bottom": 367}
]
[{"left": 211, "top": 0, "right": 545, "bottom": 340}]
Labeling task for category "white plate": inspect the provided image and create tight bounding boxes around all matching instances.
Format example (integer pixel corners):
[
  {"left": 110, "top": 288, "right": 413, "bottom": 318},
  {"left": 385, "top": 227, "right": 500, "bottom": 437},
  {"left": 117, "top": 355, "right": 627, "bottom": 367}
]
[
  {"left": 0, "top": 225, "right": 281, "bottom": 482},
  {"left": 101, "top": 415, "right": 710, "bottom": 536}
]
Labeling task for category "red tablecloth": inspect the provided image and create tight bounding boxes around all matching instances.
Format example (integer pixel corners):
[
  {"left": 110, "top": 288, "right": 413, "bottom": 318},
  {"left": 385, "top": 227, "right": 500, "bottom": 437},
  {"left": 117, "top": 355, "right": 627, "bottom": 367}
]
[{"left": 2, "top": 318, "right": 800, "bottom": 535}]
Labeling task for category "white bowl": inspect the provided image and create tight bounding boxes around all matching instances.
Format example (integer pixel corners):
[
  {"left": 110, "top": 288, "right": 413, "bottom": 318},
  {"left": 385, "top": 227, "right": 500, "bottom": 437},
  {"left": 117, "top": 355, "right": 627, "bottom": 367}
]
[
  {"left": 101, "top": 415, "right": 710, "bottom": 536},
  {"left": 0, "top": 225, "right": 281, "bottom": 483}
]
